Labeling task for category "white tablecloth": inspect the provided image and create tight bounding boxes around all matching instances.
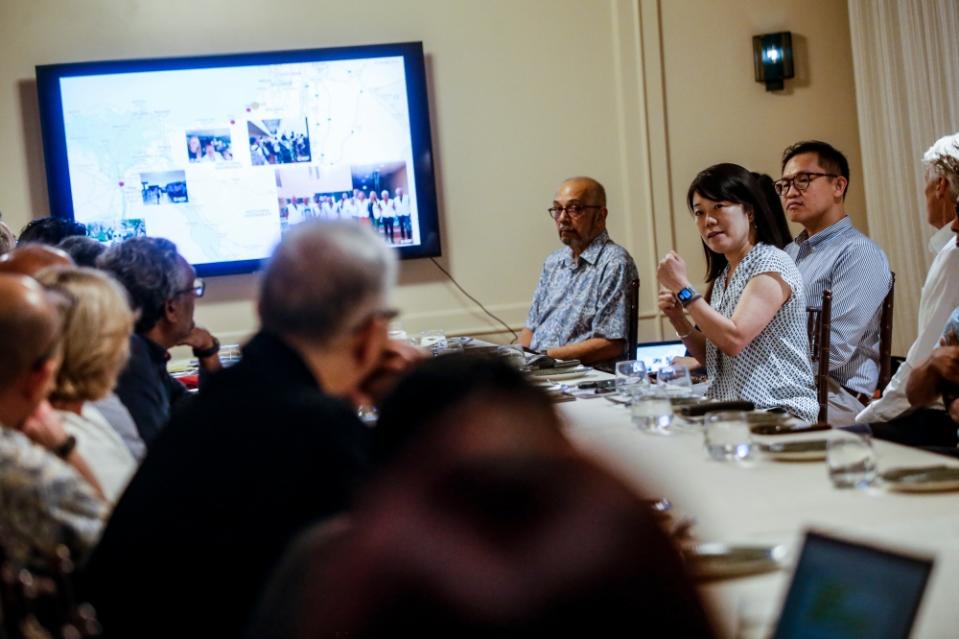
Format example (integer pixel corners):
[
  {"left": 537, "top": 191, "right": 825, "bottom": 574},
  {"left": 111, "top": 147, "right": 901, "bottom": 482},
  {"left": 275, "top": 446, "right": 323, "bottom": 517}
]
[{"left": 557, "top": 397, "right": 959, "bottom": 638}]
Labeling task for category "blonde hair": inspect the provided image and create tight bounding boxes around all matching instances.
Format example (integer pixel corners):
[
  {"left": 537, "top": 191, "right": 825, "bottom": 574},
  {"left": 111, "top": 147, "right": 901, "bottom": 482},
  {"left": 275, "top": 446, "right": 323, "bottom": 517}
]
[{"left": 36, "top": 267, "right": 134, "bottom": 403}]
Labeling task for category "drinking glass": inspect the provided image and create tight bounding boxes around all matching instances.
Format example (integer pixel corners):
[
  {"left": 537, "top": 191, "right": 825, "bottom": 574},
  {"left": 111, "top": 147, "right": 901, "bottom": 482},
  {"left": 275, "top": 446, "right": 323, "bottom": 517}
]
[
  {"left": 826, "top": 434, "right": 877, "bottom": 489},
  {"left": 704, "top": 411, "right": 753, "bottom": 461},
  {"left": 496, "top": 345, "right": 529, "bottom": 371},
  {"left": 615, "top": 359, "right": 649, "bottom": 399},
  {"left": 416, "top": 329, "right": 447, "bottom": 349},
  {"left": 657, "top": 364, "right": 693, "bottom": 398},
  {"left": 631, "top": 395, "right": 673, "bottom": 433}
]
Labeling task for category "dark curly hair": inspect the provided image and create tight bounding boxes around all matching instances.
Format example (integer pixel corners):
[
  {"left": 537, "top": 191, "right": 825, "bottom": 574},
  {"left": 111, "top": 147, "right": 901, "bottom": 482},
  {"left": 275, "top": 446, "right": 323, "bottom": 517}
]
[
  {"left": 97, "top": 237, "right": 182, "bottom": 333},
  {"left": 18, "top": 217, "right": 86, "bottom": 247}
]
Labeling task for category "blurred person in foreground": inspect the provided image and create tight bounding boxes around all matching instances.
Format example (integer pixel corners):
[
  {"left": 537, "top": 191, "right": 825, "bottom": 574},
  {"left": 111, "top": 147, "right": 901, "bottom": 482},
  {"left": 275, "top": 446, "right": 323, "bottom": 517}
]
[
  {"left": 83, "top": 221, "right": 420, "bottom": 639},
  {"left": 248, "top": 354, "right": 715, "bottom": 639}
]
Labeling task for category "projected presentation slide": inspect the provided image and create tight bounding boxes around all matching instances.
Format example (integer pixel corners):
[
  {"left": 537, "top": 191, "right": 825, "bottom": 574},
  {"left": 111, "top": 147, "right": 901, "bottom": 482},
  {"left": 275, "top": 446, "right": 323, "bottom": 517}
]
[{"left": 44, "top": 47, "right": 436, "bottom": 272}]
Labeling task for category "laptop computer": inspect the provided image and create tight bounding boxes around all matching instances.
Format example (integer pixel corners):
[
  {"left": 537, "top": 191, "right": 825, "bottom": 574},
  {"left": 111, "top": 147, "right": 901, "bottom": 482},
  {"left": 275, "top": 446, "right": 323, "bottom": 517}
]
[
  {"left": 773, "top": 531, "right": 934, "bottom": 639},
  {"left": 634, "top": 340, "right": 687, "bottom": 373}
]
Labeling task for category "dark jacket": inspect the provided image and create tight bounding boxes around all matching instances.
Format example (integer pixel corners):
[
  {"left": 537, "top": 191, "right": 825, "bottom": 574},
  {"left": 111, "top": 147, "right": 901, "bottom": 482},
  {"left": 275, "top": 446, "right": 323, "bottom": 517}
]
[{"left": 82, "top": 331, "right": 371, "bottom": 638}]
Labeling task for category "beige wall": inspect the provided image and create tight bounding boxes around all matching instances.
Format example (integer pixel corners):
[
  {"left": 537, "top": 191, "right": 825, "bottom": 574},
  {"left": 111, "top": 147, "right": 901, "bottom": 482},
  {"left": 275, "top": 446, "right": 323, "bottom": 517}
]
[{"left": 0, "top": 0, "right": 864, "bottom": 348}]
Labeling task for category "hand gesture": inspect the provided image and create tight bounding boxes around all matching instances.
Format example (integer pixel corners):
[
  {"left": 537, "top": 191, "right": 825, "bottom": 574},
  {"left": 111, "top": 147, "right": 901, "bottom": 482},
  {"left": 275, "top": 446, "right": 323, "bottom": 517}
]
[
  {"left": 20, "top": 400, "right": 69, "bottom": 452},
  {"left": 657, "top": 251, "right": 690, "bottom": 293},
  {"left": 657, "top": 287, "right": 685, "bottom": 322}
]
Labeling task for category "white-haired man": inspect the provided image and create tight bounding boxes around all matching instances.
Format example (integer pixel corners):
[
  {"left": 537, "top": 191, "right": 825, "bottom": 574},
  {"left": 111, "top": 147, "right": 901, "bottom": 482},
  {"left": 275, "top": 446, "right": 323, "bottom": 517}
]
[
  {"left": 857, "top": 133, "right": 959, "bottom": 423},
  {"left": 83, "top": 221, "right": 417, "bottom": 639}
]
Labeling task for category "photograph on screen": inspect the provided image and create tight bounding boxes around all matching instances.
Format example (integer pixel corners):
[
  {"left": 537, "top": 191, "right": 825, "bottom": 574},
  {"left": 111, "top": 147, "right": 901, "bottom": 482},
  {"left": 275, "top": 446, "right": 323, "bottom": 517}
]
[
  {"left": 351, "top": 162, "right": 414, "bottom": 246},
  {"left": 39, "top": 43, "right": 441, "bottom": 273},
  {"left": 275, "top": 164, "right": 349, "bottom": 227},
  {"left": 186, "top": 129, "right": 233, "bottom": 163},
  {"left": 248, "top": 118, "right": 311, "bottom": 165},
  {"left": 85, "top": 218, "right": 146, "bottom": 243},
  {"left": 140, "top": 170, "right": 189, "bottom": 206}
]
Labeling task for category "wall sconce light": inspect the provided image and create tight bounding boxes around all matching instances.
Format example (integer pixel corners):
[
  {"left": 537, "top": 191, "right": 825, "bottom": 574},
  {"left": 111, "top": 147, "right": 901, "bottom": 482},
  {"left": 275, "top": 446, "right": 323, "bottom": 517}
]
[{"left": 753, "top": 32, "right": 794, "bottom": 92}]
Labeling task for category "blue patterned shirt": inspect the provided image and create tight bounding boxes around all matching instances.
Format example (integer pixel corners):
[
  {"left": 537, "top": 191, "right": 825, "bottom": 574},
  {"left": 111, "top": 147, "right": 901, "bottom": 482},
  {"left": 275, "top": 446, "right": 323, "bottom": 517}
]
[
  {"left": 526, "top": 230, "right": 638, "bottom": 354},
  {"left": 784, "top": 216, "right": 891, "bottom": 395}
]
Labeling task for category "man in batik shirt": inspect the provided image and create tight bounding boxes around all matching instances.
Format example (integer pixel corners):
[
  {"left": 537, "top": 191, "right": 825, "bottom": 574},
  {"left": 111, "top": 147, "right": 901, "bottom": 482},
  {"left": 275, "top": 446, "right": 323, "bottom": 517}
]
[{"left": 518, "top": 177, "right": 638, "bottom": 365}]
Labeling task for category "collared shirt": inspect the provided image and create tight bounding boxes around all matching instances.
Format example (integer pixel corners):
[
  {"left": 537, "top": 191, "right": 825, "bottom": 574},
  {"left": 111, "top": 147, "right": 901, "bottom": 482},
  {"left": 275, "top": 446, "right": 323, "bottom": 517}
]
[
  {"left": 526, "top": 230, "right": 638, "bottom": 354},
  {"left": 113, "top": 334, "right": 188, "bottom": 449},
  {"left": 706, "top": 243, "right": 819, "bottom": 421},
  {"left": 857, "top": 225, "right": 959, "bottom": 422},
  {"left": 0, "top": 426, "right": 106, "bottom": 564},
  {"left": 785, "top": 216, "right": 891, "bottom": 394}
]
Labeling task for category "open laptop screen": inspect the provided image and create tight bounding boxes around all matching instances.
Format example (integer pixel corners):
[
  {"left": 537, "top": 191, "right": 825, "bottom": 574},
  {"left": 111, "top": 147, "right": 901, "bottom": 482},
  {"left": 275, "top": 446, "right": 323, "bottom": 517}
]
[
  {"left": 634, "top": 340, "right": 687, "bottom": 373},
  {"left": 774, "top": 531, "right": 933, "bottom": 639}
]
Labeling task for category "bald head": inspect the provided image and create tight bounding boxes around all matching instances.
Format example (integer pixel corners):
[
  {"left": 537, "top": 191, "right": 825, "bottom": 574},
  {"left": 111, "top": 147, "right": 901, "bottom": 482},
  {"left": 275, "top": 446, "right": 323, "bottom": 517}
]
[
  {"left": 561, "top": 177, "right": 607, "bottom": 208},
  {"left": 0, "top": 244, "right": 74, "bottom": 277},
  {"left": 0, "top": 274, "right": 63, "bottom": 390}
]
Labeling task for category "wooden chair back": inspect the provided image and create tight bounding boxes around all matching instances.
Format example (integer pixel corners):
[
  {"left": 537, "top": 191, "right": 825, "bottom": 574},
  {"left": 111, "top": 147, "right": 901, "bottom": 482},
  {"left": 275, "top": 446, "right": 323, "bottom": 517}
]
[{"left": 807, "top": 289, "right": 832, "bottom": 424}]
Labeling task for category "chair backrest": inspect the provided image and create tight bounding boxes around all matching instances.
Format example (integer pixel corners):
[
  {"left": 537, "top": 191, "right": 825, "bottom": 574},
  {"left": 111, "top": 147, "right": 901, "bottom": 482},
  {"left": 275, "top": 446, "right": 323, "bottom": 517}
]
[
  {"left": 626, "top": 278, "right": 640, "bottom": 361},
  {"left": 877, "top": 272, "right": 896, "bottom": 393},
  {"left": 807, "top": 289, "right": 832, "bottom": 424}
]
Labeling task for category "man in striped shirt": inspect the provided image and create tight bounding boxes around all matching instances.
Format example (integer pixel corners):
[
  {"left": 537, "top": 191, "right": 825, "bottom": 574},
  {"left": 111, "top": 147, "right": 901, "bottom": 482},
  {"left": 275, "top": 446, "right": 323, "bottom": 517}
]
[{"left": 776, "top": 141, "right": 891, "bottom": 425}]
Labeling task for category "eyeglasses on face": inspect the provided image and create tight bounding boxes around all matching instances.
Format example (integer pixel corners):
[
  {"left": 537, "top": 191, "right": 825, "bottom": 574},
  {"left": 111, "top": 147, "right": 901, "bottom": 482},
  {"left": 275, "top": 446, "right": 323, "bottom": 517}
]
[
  {"left": 546, "top": 204, "right": 602, "bottom": 220},
  {"left": 773, "top": 172, "right": 838, "bottom": 196},
  {"left": 175, "top": 277, "right": 206, "bottom": 298}
]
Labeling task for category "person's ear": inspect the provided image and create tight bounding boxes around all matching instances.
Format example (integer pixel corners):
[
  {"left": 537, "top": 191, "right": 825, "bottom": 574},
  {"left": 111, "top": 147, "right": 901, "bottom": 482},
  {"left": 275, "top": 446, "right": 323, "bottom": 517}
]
[
  {"left": 350, "top": 316, "right": 387, "bottom": 372},
  {"left": 163, "top": 296, "right": 180, "bottom": 323},
  {"left": 936, "top": 176, "right": 949, "bottom": 199},
  {"left": 834, "top": 176, "right": 849, "bottom": 199}
]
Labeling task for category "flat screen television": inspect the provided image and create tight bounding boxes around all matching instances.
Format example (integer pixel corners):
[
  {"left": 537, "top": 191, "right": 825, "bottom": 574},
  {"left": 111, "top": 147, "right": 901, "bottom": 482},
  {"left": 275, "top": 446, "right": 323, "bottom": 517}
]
[{"left": 36, "top": 41, "right": 441, "bottom": 276}]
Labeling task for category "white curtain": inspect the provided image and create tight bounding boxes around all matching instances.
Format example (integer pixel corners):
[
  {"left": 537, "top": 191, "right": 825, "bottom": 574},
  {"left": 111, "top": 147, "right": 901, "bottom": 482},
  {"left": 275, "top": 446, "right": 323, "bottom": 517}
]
[{"left": 848, "top": 0, "right": 959, "bottom": 352}]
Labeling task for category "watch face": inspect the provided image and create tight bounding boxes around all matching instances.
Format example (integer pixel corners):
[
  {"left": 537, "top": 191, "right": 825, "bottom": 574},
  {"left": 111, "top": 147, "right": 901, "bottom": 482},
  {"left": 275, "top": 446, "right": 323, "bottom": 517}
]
[{"left": 678, "top": 288, "right": 693, "bottom": 301}]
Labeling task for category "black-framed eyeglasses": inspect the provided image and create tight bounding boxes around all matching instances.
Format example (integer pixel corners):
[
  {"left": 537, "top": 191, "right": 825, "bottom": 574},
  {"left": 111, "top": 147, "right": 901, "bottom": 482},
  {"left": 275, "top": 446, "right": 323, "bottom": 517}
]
[
  {"left": 175, "top": 277, "right": 206, "bottom": 298},
  {"left": 773, "top": 172, "right": 838, "bottom": 196},
  {"left": 546, "top": 204, "right": 602, "bottom": 220}
]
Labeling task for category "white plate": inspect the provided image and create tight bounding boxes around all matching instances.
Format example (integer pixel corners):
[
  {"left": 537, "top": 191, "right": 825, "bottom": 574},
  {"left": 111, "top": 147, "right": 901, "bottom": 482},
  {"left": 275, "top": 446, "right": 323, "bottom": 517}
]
[
  {"left": 759, "top": 439, "right": 828, "bottom": 462},
  {"left": 881, "top": 466, "right": 959, "bottom": 493}
]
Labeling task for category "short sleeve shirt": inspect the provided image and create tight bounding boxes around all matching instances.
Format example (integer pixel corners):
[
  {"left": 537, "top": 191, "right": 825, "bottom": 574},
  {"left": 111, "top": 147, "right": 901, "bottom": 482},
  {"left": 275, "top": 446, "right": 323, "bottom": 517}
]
[
  {"left": 706, "top": 243, "right": 819, "bottom": 422},
  {"left": 526, "top": 230, "right": 638, "bottom": 353},
  {"left": 0, "top": 427, "right": 106, "bottom": 564}
]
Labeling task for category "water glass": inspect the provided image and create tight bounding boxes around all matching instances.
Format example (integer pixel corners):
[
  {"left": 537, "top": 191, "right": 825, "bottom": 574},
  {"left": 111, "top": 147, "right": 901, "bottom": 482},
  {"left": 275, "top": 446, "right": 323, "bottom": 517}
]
[
  {"left": 704, "top": 411, "right": 753, "bottom": 461},
  {"left": 631, "top": 395, "right": 673, "bottom": 433},
  {"left": 496, "top": 345, "right": 528, "bottom": 371},
  {"left": 657, "top": 364, "right": 693, "bottom": 398},
  {"left": 826, "top": 434, "right": 877, "bottom": 489},
  {"left": 615, "top": 359, "right": 649, "bottom": 398}
]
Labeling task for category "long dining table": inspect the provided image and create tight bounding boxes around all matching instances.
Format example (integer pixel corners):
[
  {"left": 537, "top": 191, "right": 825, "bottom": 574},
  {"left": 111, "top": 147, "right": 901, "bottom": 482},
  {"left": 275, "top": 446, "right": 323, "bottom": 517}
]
[{"left": 555, "top": 392, "right": 959, "bottom": 638}]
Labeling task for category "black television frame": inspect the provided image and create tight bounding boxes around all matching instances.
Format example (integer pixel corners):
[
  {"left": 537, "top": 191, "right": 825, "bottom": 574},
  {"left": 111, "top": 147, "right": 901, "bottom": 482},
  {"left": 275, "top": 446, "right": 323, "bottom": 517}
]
[{"left": 36, "top": 41, "right": 441, "bottom": 276}]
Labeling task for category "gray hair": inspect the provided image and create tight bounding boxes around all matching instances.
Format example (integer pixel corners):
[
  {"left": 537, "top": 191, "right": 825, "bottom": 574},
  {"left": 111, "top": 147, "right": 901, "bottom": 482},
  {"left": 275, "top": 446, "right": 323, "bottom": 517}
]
[
  {"left": 922, "top": 133, "right": 959, "bottom": 198},
  {"left": 0, "top": 221, "right": 15, "bottom": 255},
  {"left": 259, "top": 221, "right": 397, "bottom": 345},
  {"left": 97, "top": 236, "right": 182, "bottom": 334}
]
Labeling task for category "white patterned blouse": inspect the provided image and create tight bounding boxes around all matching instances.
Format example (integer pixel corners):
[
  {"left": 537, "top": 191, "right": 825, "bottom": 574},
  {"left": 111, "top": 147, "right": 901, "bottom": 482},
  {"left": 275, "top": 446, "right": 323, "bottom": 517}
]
[{"left": 705, "top": 243, "right": 819, "bottom": 422}]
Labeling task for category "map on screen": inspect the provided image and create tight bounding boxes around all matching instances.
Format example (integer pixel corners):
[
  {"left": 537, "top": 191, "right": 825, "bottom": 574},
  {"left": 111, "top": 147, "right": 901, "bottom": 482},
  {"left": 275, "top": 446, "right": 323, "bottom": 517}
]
[{"left": 39, "top": 44, "right": 439, "bottom": 273}]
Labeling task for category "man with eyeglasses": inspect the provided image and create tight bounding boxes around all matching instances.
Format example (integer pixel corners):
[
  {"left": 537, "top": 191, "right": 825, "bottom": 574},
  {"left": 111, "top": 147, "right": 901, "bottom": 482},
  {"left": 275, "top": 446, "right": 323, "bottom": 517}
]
[
  {"left": 98, "top": 237, "right": 222, "bottom": 449},
  {"left": 518, "top": 177, "right": 638, "bottom": 365},
  {"left": 84, "top": 221, "right": 412, "bottom": 639},
  {"left": 778, "top": 140, "right": 891, "bottom": 425}
]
